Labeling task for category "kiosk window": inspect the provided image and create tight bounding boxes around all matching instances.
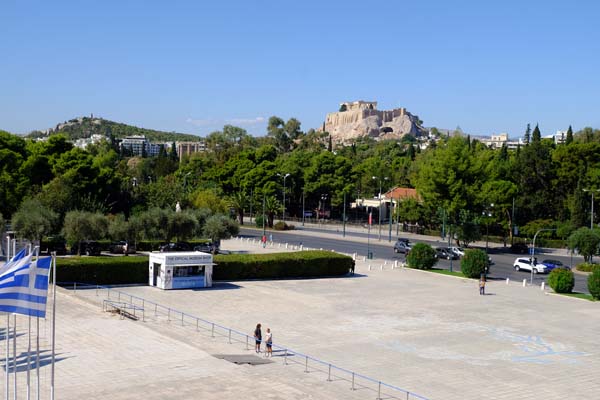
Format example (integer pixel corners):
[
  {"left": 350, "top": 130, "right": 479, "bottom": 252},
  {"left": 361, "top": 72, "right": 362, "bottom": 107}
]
[{"left": 174, "top": 266, "right": 205, "bottom": 277}]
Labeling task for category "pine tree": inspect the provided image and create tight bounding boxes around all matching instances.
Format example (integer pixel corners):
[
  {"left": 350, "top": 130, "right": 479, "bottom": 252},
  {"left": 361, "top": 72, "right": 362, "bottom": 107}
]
[
  {"left": 566, "top": 125, "right": 574, "bottom": 145},
  {"left": 170, "top": 141, "right": 178, "bottom": 161},
  {"left": 532, "top": 124, "right": 541, "bottom": 143},
  {"left": 524, "top": 123, "right": 531, "bottom": 145}
]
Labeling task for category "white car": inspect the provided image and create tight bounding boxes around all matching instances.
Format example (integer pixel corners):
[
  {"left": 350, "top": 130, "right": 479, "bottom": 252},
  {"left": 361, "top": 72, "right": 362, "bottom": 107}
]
[
  {"left": 513, "top": 257, "right": 547, "bottom": 274},
  {"left": 449, "top": 247, "right": 465, "bottom": 257}
]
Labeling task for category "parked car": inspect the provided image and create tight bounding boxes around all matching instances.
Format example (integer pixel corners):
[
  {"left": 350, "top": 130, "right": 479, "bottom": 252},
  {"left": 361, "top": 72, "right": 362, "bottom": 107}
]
[
  {"left": 393, "top": 239, "right": 412, "bottom": 254},
  {"left": 435, "top": 247, "right": 458, "bottom": 260},
  {"left": 71, "top": 240, "right": 102, "bottom": 256},
  {"left": 193, "top": 241, "right": 218, "bottom": 254},
  {"left": 40, "top": 236, "right": 67, "bottom": 255},
  {"left": 159, "top": 242, "right": 192, "bottom": 252},
  {"left": 449, "top": 246, "right": 465, "bottom": 258},
  {"left": 109, "top": 241, "right": 136, "bottom": 254},
  {"left": 510, "top": 242, "right": 529, "bottom": 254},
  {"left": 513, "top": 257, "right": 547, "bottom": 274},
  {"left": 540, "top": 259, "right": 570, "bottom": 271}
]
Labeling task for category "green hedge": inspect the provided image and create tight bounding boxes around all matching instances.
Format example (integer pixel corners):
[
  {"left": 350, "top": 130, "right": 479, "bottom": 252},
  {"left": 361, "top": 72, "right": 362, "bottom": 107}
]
[
  {"left": 576, "top": 263, "right": 600, "bottom": 273},
  {"left": 57, "top": 256, "right": 149, "bottom": 285},
  {"left": 588, "top": 270, "right": 600, "bottom": 300},
  {"left": 406, "top": 243, "right": 437, "bottom": 270},
  {"left": 56, "top": 251, "right": 353, "bottom": 285},
  {"left": 213, "top": 251, "right": 353, "bottom": 280}
]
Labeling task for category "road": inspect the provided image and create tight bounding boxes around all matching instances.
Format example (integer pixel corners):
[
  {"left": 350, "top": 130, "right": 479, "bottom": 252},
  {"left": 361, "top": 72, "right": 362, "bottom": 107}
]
[{"left": 240, "top": 226, "right": 590, "bottom": 294}]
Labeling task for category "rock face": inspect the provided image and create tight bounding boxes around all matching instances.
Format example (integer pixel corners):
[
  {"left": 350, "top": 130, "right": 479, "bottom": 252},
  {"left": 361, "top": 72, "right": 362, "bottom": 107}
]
[{"left": 322, "top": 101, "right": 426, "bottom": 144}]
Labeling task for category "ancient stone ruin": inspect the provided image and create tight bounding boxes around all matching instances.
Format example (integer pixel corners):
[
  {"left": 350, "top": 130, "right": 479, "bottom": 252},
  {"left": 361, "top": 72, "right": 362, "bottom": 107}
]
[{"left": 321, "top": 101, "right": 426, "bottom": 144}]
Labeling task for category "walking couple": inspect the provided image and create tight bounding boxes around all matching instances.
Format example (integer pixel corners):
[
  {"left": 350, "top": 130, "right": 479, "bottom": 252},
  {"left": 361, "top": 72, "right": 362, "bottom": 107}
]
[{"left": 254, "top": 323, "right": 273, "bottom": 357}]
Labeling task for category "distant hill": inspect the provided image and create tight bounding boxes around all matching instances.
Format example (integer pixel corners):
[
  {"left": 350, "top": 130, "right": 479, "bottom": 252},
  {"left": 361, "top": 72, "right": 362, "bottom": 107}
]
[{"left": 27, "top": 116, "right": 203, "bottom": 142}]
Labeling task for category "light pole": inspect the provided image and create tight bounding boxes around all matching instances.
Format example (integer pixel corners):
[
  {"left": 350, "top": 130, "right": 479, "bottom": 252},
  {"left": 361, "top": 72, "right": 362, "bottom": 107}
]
[
  {"left": 372, "top": 176, "right": 389, "bottom": 241},
  {"left": 277, "top": 173, "right": 291, "bottom": 221},
  {"left": 482, "top": 203, "right": 494, "bottom": 255},
  {"left": 530, "top": 228, "right": 556, "bottom": 284},
  {"left": 320, "top": 194, "right": 328, "bottom": 225},
  {"left": 583, "top": 188, "right": 600, "bottom": 229}
]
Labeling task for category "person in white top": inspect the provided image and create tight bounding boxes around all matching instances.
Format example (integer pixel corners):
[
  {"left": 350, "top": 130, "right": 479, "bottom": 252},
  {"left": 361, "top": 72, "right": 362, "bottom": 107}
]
[{"left": 264, "top": 328, "right": 273, "bottom": 357}]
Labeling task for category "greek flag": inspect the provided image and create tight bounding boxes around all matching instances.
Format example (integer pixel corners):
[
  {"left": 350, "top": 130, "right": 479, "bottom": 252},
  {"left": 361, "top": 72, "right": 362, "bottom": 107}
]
[
  {"left": 0, "top": 247, "right": 27, "bottom": 275},
  {"left": 0, "top": 255, "right": 52, "bottom": 317}
]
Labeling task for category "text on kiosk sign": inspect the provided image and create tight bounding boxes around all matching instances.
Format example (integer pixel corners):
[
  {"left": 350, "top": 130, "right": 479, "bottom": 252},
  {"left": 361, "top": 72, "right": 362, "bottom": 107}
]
[{"left": 162, "top": 254, "right": 212, "bottom": 266}]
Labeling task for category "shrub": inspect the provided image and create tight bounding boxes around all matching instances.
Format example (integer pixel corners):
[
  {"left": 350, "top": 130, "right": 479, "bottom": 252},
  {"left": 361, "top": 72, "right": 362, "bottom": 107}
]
[
  {"left": 255, "top": 215, "right": 266, "bottom": 229},
  {"left": 461, "top": 249, "right": 488, "bottom": 278},
  {"left": 57, "top": 256, "right": 148, "bottom": 285},
  {"left": 406, "top": 243, "right": 437, "bottom": 270},
  {"left": 576, "top": 263, "right": 600, "bottom": 273},
  {"left": 588, "top": 269, "right": 600, "bottom": 300},
  {"left": 547, "top": 268, "right": 575, "bottom": 293},
  {"left": 213, "top": 251, "right": 353, "bottom": 280},
  {"left": 273, "top": 221, "right": 295, "bottom": 231}
]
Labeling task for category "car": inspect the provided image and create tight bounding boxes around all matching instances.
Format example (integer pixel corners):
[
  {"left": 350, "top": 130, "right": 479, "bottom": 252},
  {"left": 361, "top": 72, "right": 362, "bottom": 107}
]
[
  {"left": 159, "top": 242, "right": 192, "bottom": 252},
  {"left": 511, "top": 242, "right": 529, "bottom": 254},
  {"left": 393, "top": 239, "right": 412, "bottom": 254},
  {"left": 40, "top": 236, "right": 67, "bottom": 255},
  {"left": 449, "top": 246, "right": 465, "bottom": 258},
  {"left": 540, "top": 259, "right": 570, "bottom": 272},
  {"left": 71, "top": 240, "right": 102, "bottom": 256},
  {"left": 193, "top": 241, "right": 218, "bottom": 254},
  {"left": 513, "top": 257, "right": 547, "bottom": 274},
  {"left": 435, "top": 247, "right": 458, "bottom": 260},
  {"left": 109, "top": 241, "right": 136, "bottom": 254}
]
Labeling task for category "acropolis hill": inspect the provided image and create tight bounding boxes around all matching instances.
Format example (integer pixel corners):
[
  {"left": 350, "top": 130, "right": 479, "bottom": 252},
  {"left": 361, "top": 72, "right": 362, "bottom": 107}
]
[{"left": 321, "top": 101, "right": 427, "bottom": 144}]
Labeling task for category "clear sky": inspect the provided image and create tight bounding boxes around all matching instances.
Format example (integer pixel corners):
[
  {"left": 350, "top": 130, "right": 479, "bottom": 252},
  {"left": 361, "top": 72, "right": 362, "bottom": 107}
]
[{"left": 2, "top": 0, "right": 599, "bottom": 139}]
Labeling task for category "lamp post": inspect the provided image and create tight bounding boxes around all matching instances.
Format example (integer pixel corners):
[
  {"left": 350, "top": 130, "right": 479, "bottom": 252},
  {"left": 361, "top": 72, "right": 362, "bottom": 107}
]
[
  {"left": 320, "top": 194, "right": 328, "bottom": 225},
  {"left": 482, "top": 203, "right": 494, "bottom": 255},
  {"left": 277, "top": 173, "right": 291, "bottom": 221},
  {"left": 301, "top": 189, "right": 305, "bottom": 226},
  {"left": 372, "top": 176, "right": 389, "bottom": 241},
  {"left": 583, "top": 188, "right": 600, "bottom": 229},
  {"left": 530, "top": 228, "right": 556, "bottom": 284}
]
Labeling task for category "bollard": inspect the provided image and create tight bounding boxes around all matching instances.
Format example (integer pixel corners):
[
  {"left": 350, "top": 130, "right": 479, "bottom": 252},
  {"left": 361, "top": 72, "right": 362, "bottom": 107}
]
[
  {"left": 541, "top": 282, "right": 545, "bottom": 290},
  {"left": 284, "top": 349, "right": 288, "bottom": 365},
  {"left": 351, "top": 372, "right": 355, "bottom": 390},
  {"left": 380, "top": 264, "right": 383, "bottom": 270},
  {"left": 506, "top": 278, "right": 510, "bottom": 285},
  {"left": 384, "top": 260, "right": 387, "bottom": 265},
  {"left": 394, "top": 260, "right": 398, "bottom": 269},
  {"left": 522, "top": 279, "right": 527, "bottom": 287},
  {"left": 211, "top": 323, "right": 215, "bottom": 338},
  {"left": 278, "top": 243, "right": 281, "bottom": 248},
  {"left": 363, "top": 256, "right": 366, "bottom": 261},
  {"left": 285, "top": 243, "right": 288, "bottom": 249},
  {"left": 304, "top": 356, "right": 309, "bottom": 373},
  {"left": 327, "top": 364, "right": 332, "bottom": 381},
  {"left": 368, "top": 265, "right": 372, "bottom": 271},
  {"left": 300, "top": 245, "right": 303, "bottom": 250},
  {"left": 353, "top": 253, "right": 356, "bottom": 261},
  {"left": 74, "top": 282, "right": 77, "bottom": 294},
  {"left": 378, "top": 381, "right": 381, "bottom": 400}
]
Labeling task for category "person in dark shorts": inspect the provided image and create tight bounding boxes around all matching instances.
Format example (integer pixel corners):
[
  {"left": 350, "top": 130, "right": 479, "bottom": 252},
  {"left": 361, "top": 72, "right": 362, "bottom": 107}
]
[
  {"left": 254, "top": 323, "right": 262, "bottom": 353},
  {"left": 264, "top": 328, "right": 272, "bottom": 357}
]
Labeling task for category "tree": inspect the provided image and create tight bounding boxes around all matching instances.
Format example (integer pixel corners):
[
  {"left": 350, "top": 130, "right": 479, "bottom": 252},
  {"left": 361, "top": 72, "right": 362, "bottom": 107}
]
[
  {"left": 11, "top": 198, "right": 58, "bottom": 244},
  {"left": 455, "top": 210, "right": 481, "bottom": 247},
  {"left": 567, "top": 227, "right": 600, "bottom": 263},
  {"left": 229, "top": 191, "right": 248, "bottom": 225},
  {"left": 566, "top": 125, "right": 574, "bottom": 145},
  {"left": 203, "top": 215, "right": 239, "bottom": 248},
  {"left": 62, "top": 211, "right": 108, "bottom": 254},
  {"left": 524, "top": 123, "right": 531, "bottom": 145},
  {"left": 460, "top": 249, "right": 489, "bottom": 278},
  {"left": 532, "top": 124, "right": 541, "bottom": 143},
  {"left": 167, "top": 210, "right": 199, "bottom": 241},
  {"left": 264, "top": 196, "right": 281, "bottom": 228}
]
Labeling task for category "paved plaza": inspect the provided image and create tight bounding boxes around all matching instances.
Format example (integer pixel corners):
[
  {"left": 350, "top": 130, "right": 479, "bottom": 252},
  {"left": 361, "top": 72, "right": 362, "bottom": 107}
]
[{"left": 1, "top": 238, "right": 598, "bottom": 399}]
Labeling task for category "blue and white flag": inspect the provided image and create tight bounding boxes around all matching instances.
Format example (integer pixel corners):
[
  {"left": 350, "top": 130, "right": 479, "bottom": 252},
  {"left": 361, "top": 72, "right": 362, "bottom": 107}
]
[
  {"left": 0, "top": 247, "right": 27, "bottom": 275},
  {"left": 0, "top": 256, "right": 52, "bottom": 317}
]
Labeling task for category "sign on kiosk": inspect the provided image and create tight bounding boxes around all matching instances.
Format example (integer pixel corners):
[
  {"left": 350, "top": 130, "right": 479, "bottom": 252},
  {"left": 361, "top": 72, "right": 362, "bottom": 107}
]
[{"left": 149, "top": 252, "right": 215, "bottom": 290}]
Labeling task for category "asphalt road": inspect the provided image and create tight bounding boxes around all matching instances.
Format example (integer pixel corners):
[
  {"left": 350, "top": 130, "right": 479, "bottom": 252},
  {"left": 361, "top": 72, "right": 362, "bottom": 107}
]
[{"left": 240, "top": 227, "right": 590, "bottom": 294}]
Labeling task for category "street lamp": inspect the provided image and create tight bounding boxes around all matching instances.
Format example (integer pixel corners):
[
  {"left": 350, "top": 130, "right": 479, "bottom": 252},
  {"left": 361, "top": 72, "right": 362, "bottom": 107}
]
[
  {"left": 583, "top": 188, "right": 600, "bottom": 229},
  {"left": 530, "top": 228, "right": 556, "bottom": 284},
  {"left": 372, "top": 176, "right": 389, "bottom": 241},
  {"left": 320, "top": 194, "right": 328, "bottom": 224},
  {"left": 482, "top": 203, "right": 494, "bottom": 254},
  {"left": 277, "top": 173, "right": 291, "bottom": 221}
]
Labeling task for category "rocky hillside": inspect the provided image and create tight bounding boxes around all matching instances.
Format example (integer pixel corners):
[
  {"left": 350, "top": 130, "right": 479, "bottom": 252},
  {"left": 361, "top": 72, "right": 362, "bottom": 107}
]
[{"left": 27, "top": 116, "right": 203, "bottom": 142}]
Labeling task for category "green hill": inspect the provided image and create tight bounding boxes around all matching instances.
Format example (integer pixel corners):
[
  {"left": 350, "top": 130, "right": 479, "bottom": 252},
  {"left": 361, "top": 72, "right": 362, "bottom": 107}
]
[{"left": 27, "top": 116, "right": 203, "bottom": 142}]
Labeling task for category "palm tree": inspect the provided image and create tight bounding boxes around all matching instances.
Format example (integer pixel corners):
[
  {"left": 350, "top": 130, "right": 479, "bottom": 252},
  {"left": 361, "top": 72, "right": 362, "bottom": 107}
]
[
  {"left": 264, "top": 196, "right": 281, "bottom": 228},
  {"left": 229, "top": 191, "right": 247, "bottom": 225}
]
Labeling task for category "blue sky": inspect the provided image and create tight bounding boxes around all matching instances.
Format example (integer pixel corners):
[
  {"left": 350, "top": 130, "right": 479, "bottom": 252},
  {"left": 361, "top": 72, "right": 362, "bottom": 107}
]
[{"left": 2, "top": 0, "right": 599, "bottom": 139}]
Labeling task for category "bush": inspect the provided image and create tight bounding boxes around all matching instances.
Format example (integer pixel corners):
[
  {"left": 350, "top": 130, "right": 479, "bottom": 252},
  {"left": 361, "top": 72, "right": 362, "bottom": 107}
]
[
  {"left": 576, "top": 263, "right": 600, "bottom": 273},
  {"left": 273, "top": 221, "right": 295, "bottom": 231},
  {"left": 461, "top": 249, "right": 488, "bottom": 278},
  {"left": 588, "top": 269, "right": 600, "bottom": 300},
  {"left": 547, "top": 268, "right": 575, "bottom": 293},
  {"left": 255, "top": 215, "right": 265, "bottom": 229},
  {"left": 57, "top": 256, "right": 148, "bottom": 285},
  {"left": 213, "top": 251, "right": 353, "bottom": 280},
  {"left": 406, "top": 243, "right": 437, "bottom": 270}
]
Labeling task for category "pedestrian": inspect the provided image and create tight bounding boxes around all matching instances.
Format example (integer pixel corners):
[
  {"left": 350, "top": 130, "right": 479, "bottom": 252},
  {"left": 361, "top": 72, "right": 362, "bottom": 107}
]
[
  {"left": 264, "top": 328, "right": 272, "bottom": 357},
  {"left": 269, "top": 233, "right": 273, "bottom": 244},
  {"left": 261, "top": 235, "right": 267, "bottom": 248},
  {"left": 479, "top": 275, "right": 486, "bottom": 295},
  {"left": 254, "top": 323, "right": 262, "bottom": 352},
  {"left": 123, "top": 241, "right": 129, "bottom": 256}
]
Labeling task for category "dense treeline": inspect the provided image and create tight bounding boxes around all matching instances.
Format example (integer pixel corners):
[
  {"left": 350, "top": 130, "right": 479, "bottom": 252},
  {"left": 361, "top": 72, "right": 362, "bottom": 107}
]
[{"left": 2, "top": 119, "right": 600, "bottom": 245}]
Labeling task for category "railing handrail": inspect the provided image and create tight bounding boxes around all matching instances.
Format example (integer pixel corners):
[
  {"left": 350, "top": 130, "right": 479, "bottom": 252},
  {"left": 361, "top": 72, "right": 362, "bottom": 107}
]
[{"left": 59, "top": 281, "right": 430, "bottom": 400}]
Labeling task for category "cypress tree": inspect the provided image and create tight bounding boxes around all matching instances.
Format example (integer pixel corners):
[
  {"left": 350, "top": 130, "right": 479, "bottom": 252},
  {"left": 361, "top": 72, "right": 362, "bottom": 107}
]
[
  {"left": 532, "top": 124, "right": 541, "bottom": 143},
  {"left": 566, "top": 125, "right": 574, "bottom": 145},
  {"left": 524, "top": 123, "right": 531, "bottom": 145}
]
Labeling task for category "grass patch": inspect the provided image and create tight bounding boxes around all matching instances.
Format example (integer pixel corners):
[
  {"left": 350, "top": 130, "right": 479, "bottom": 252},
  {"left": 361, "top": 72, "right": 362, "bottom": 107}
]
[
  {"left": 428, "top": 268, "right": 466, "bottom": 278},
  {"left": 557, "top": 292, "right": 596, "bottom": 301}
]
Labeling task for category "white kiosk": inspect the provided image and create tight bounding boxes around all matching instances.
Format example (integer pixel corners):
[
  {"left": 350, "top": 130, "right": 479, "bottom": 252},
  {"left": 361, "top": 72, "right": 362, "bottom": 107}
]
[{"left": 149, "top": 252, "right": 215, "bottom": 290}]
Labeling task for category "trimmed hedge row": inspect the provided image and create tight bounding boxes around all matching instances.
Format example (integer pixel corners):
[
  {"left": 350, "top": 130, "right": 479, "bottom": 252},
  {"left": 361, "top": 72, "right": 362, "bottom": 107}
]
[
  {"left": 56, "top": 251, "right": 353, "bottom": 285},
  {"left": 213, "top": 251, "right": 353, "bottom": 280},
  {"left": 576, "top": 263, "right": 600, "bottom": 273}
]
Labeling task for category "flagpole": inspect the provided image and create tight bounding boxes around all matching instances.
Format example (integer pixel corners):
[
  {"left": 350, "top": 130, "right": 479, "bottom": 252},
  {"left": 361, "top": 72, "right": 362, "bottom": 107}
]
[
  {"left": 50, "top": 253, "right": 56, "bottom": 400},
  {"left": 12, "top": 314, "right": 16, "bottom": 400},
  {"left": 5, "top": 313, "right": 9, "bottom": 400},
  {"left": 27, "top": 249, "right": 37, "bottom": 400},
  {"left": 35, "top": 318, "right": 39, "bottom": 400}
]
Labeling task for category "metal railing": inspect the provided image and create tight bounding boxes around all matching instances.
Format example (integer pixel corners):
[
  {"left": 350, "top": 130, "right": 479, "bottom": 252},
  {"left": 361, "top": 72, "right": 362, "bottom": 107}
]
[{"left": 61, "top": 282, "right": 431, "bottom": 400}]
